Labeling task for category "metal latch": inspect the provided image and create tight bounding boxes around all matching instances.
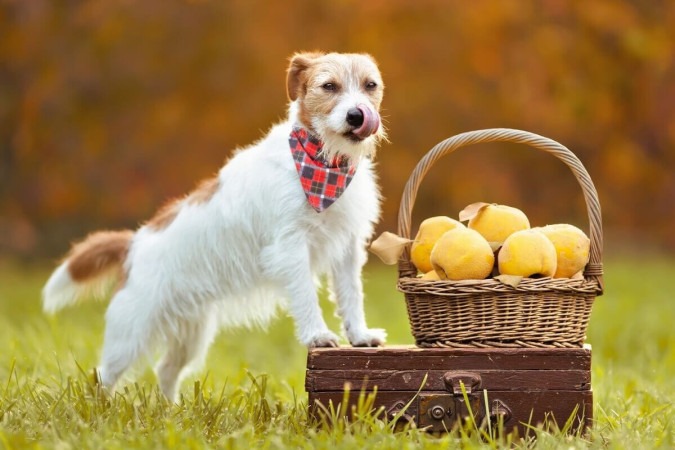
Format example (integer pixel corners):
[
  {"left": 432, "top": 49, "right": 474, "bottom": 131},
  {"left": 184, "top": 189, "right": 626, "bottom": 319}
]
[
  {"left": 418, "top": 392, "right": 456, "bottom": 432},
  {"left": 443, "top": 371, "right": 482, "bottom": 395},
  {"left": 416, "top": 371, "right": 514, "bottom": 432},
  {"left": 417, "top": 371, "right": 484, "bottom": 432}
]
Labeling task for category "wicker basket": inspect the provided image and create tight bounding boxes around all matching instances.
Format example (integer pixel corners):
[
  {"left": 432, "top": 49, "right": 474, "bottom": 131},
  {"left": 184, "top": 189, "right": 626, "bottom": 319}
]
[{"left": 397, "top": 128, "right": 604, "bottom": 348}]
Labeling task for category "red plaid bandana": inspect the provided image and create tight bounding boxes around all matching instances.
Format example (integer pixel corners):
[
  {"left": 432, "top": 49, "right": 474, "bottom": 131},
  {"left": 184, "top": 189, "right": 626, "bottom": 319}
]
[{"left": 289, "top": 127, "right": 357, "bottom": 212}]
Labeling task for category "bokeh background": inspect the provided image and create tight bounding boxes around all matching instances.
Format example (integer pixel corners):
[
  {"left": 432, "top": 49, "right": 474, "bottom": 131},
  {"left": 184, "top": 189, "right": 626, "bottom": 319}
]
[{"left": 1, "top": 0, "right": 674, "bottom": 260}]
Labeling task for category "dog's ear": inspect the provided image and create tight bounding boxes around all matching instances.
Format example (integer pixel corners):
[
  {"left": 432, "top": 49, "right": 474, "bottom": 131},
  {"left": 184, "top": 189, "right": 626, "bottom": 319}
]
[{"left": 287, "top": 52, "right": 323, "bottom": 101}]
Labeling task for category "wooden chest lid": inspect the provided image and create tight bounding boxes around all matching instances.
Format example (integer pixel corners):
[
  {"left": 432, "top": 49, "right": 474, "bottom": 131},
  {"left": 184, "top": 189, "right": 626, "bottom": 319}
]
[{"left": 306, "top": 345, "right": 591, "bottom": 393}]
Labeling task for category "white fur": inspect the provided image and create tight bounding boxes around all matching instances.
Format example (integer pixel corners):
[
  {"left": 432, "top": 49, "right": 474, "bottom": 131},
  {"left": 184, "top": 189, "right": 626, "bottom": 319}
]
[
  {"left": 43, "top": 53, "right": 387, "bottom": 401},
  {"left": 43, "top": 262, "right": 118, "bottom": 313}
]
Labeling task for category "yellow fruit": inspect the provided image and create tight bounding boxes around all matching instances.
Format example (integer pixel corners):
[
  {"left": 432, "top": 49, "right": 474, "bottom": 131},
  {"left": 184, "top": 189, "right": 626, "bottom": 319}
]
[
  {"left": 467, "top": 204, "right": 530, "bottom": 243},
  {"left": 537, "top": 224, "right": 590, "bottom": 278},
  {"left": 411, "top": 216, "right": 465, "bottom": 273},
  {"left": 430, "top": 228, "right": 495, "bottom": 280},
  {"left": 420, "top": 270, "right": 441, "bottom": 280},
  {"left": 498, "top": 229, "right": 557, "bottom": 278}
]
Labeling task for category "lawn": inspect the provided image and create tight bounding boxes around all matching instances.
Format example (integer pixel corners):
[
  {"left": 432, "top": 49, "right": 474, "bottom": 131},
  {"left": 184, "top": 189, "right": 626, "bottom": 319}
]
[{"left": 0, "top": 256, "right": 673, "bottom": 449}]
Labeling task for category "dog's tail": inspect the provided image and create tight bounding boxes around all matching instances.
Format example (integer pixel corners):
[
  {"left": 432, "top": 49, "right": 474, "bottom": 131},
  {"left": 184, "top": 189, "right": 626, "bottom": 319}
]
[{"left": 42, "top": 230, "right": 134, "bottom": 314}]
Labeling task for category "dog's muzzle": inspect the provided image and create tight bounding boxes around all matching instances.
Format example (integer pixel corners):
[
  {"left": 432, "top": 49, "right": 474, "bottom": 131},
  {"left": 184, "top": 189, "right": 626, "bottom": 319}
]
[{"left": 346, "top": 104, "right": 380, "bottom": 140}]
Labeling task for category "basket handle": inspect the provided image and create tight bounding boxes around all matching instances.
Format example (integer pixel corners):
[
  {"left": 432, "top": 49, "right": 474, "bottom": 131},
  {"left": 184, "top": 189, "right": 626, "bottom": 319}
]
[{"left": 397, "top": 128, "right": 603, "bottom": 293}]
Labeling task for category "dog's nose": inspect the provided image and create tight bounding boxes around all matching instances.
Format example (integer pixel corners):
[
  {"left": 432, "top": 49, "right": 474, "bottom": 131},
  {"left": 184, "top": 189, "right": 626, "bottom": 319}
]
[{"left": 346, "top": 108, "right": 365, "bottom": 127}]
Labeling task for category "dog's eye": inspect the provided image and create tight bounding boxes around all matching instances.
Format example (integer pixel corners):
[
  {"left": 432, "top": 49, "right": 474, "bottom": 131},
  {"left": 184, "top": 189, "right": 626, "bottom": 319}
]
[
  {"left": 365, "top": 81, "right": 378, "bottom": 90},
  {"left": 322, "top": 82, "right": 337, "bottom": 92}
]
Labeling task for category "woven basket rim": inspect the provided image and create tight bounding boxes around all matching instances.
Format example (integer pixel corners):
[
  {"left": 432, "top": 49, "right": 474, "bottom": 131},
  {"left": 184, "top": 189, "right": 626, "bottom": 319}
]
[
  {"left": 398, "top": 275, "right": 602, "bottom": 296},
  {"left": 396, "top": 128, "right": 604, "bottom": 294}
]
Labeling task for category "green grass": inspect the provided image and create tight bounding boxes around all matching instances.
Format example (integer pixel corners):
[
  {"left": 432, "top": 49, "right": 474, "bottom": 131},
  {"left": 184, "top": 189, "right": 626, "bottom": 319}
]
[{"left": 0, "top": 257, "right": 674, "bottom": 449}]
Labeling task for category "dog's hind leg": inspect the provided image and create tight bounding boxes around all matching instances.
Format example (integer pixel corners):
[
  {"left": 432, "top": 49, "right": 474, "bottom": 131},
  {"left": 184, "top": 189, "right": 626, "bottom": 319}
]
[
  {"left": 96, "top": 289, "right": 151, "bottom": 391},
  {"left": 155, "top": 311, "right": 218, "bottom": 401}
]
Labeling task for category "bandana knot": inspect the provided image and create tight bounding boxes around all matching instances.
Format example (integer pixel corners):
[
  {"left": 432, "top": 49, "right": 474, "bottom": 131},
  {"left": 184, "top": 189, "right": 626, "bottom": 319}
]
[{"left": 289, "top": 127, "right": 357, "bottom": 212}]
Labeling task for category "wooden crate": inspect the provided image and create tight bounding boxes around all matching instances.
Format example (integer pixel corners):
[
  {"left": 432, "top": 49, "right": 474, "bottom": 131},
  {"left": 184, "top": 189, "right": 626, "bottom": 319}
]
[{"left": 306, "top": 345, "right": 592, "bottom": 434}]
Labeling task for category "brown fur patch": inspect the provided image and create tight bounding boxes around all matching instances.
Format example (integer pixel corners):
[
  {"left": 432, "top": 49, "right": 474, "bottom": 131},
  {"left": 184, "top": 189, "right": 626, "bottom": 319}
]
[
  {"left": 287, "top": 52, "right": 324, "bottom": 101},
  {"left": 146, "top": 175, "right": 219, "bottom": 231},
  {"left": 67, "top": 230, "right": 133, "bottom": 282},
  {"left": 299, "top": 102, "right": 313, "bottom": 131},
  {"left": 187, "top": 175, "right": 220, "bottom": 205},
  {"left": 147, "top": 198, "right": 183, "bottom": 231}
]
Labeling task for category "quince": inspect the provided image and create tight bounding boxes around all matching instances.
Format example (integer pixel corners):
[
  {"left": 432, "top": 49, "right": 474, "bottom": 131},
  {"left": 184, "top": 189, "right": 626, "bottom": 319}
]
[
  {"left": 430, "top": 228, "right": 494, "bottom": 280},
  {"left": 411, "top": 216, "right": 464, "bottom": 273},
  {"left": 498, "top": 229, "right": 557, "bottom": 278},
  {"left": 467, "top": 204, "right": 530, "bottom": 244},
  {"left": 537, "top": 224, "right": 590, "bottom": 278}
]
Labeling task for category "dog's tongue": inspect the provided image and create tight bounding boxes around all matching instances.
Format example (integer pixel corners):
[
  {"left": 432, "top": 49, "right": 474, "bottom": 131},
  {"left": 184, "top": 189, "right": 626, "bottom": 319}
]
[{"left": 353, "top": 104, "right": 380, "bottom": 140}]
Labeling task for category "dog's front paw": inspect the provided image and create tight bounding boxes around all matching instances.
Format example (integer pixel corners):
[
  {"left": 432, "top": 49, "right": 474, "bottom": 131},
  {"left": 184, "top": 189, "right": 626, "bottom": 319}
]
[
  {"left": 348, "top": 328, "right": 387, "bottom": 347},
  {"left": 304, "top": 330, "right": 340, "bottom": 348}
]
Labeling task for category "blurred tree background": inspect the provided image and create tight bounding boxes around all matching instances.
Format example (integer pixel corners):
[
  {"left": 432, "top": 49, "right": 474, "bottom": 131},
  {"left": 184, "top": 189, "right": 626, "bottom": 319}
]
[{"left": 1, "top": 0, "right": 673, "bottom": 259}]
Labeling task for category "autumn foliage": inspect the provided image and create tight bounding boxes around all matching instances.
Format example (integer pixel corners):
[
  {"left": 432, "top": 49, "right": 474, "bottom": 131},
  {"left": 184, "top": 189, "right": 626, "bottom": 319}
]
[{"left": 1, "top": 0, "right": 674, "bottom": 257}]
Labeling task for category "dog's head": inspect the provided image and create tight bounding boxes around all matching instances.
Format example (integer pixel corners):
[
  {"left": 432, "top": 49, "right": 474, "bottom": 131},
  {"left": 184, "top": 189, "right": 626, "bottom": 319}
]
[{"left": 287, "top": 52, "right": 385, "bottom": 161}]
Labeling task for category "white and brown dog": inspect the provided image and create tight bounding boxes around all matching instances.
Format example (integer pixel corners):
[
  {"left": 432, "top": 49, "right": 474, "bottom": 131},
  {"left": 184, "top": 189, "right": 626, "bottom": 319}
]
[{"left": 43, "top": 52, "right": 387, "bottom": 400}]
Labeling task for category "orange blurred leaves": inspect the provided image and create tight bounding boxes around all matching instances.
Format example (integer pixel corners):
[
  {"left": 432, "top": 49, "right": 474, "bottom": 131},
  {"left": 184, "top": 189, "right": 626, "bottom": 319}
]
[{"left": 1, "top": 0, "right": 674, "bottom": 255}]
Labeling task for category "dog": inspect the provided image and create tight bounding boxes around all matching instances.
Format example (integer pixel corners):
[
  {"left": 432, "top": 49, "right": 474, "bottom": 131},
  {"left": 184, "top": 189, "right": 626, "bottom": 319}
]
[{"left": 42, "top": 52, "right": 387, "bottom": 400}]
